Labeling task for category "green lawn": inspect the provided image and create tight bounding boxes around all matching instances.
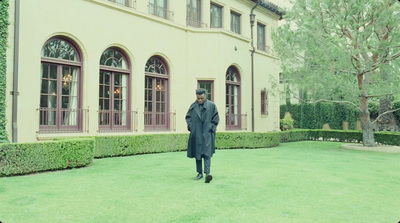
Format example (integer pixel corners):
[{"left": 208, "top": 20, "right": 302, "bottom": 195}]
[{"left": 1, "top": 141, "right": 399, "bottom": 223}]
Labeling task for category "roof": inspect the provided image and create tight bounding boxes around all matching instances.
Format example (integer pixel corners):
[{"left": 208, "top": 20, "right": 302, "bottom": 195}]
[{"left": 251, "top": 0, "right": 285, "bottom": 19}]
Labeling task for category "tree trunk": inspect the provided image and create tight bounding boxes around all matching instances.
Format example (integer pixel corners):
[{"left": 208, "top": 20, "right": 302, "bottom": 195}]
[
  {"left": 373, "top": 95, "right": 400, "bottom": 131},
  {"left": 359, "top": 96, "right": 376, "bottom": 147}
]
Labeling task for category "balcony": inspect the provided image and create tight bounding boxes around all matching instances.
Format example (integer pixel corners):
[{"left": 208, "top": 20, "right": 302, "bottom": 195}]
[
  {"left": 257, "top": 43, "right": 270, "bottom": 53},
  {"left": 38, "top": 108, "right": 89, "bottom": 134},
  {"left": 186, "top": 17, "right": 208, "bottom": 28},
  {"left": 98, "top": 110, "right": 138, "bottom": 132},
  {"left": 144, "top": 111, "right": 176, "bottom": 131},
  {"left": 226, "top": 113, "right": 247, "bottom": 130},
  {"left": 148, "top": 3, "right": 174, "bottom": 21},
  {"left": 107, "top": 0, "right": 136, "bottom": 8}
]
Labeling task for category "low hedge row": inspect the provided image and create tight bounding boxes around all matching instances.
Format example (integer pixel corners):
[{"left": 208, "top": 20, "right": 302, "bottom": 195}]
[
  {"left": 0, "top": 139, "right": 94, "bottom": 177},
  {"left": 1, "top": 130, "right": 399, "bottom": 177},
  {"left": 282, "top": 129, "right": 400, "bottom": 146}
]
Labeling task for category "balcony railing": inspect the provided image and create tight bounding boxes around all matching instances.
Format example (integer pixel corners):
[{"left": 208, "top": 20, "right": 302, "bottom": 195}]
[
  {"left": 144, "top": 111, "right": 176, "bottom": 131},
  {"left": 107, "top": 0, "right": 136, "bottom": 8},
  {"left": 98, "top": 110, "right": 137, "bottom": 132},
  {"left": 148, "top": 3, "right": 174, "bottom": 21},
  {"left": 186, "top": 17, "right": 208, "bottom": 28},
  {"left": 226, "top": 113, "right": 247, "bottom": 130},
  {"left": 257, "top": 43, "right": 271, "bottom": 54},
  {"left": 38, "top": 108, "right": 89, "bottom": 134}
]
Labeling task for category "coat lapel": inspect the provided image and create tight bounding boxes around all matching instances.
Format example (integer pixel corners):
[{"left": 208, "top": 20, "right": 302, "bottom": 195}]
[{"left": 194, "top": 103, "right": 201, "bottom": 119}]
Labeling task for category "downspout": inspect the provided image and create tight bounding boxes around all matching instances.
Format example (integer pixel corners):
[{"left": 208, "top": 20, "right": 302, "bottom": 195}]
[
  {"left": 250, "top": 1, "right": 260, "bottom": 132},
  {"left": 12, "top": 0, "right": 20, "bottom": 143}
]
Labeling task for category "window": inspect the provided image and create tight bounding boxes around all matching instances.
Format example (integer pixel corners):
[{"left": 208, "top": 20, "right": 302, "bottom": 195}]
[
  {"left": 257, "top": 23, "right": 266, "bottom": 51},
  {"left": 197, "top": 80, "right": 214, "bottom": 101},
  {"left": 230, "top": 11, "right": 241, "bottom": 34},
  {"left": 261, "top": 88, "right": 268, "bottom": 115},
  {"left": 39, "top": 38, "right": 83, "bottom": 133},
  {"left": 149, "top": 0, "right": 170, "bottom": 19},
  {"left": 98, "top": 48, "right": 131, "bottom": 132},
  {"left": 144, "top": 57, "right": 170, "bottom": 130},
  {"left": 225, "top": 66, "right": 241, "bottom": 130},
  {"left": 210, "top": 3, "right": 222, "bottom": 28},
  {"left": 187, "top": 0, "right": 203, "bottom": 27}
]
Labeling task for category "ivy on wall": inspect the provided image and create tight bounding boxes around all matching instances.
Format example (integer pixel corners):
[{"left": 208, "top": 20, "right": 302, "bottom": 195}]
[{"left": 0, "top": 0, "right": 9, "bottom": 142}]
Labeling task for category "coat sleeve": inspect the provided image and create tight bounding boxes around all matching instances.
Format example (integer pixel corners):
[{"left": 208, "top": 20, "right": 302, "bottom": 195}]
[
  {"left": 185, "top": 106, "right": 192, "bottom": 132},
  {"left": 210, "top": 105, "right": 219, "bottom": 132}
]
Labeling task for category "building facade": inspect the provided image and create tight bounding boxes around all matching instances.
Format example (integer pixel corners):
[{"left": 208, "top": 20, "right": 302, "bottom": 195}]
[{"left": 5, "top": 0, "right": 283, "bottom": 143}]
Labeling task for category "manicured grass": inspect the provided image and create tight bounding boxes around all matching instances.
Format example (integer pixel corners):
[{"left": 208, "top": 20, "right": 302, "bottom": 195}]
[{"left": 1, "top": 141, "right": 399, "bottom": 223}]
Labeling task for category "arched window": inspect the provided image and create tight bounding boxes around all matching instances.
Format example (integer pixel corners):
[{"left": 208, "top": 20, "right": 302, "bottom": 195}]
[
  {"left": 98, "top": 48, "right": 131, "bottom": 132},
  {"left": 39, "top": 37, "right": 82, "bottom": 133},
  {"left": 144, "top": 56, "right": 169, "bottom": 130},
  {"left": 225, "top": 66, "right": 241, "bottom": 129}
]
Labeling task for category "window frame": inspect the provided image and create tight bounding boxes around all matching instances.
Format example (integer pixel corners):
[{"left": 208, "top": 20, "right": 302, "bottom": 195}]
[
  {"left": 225, "top": 66, "right": 241, "bottom": 130},
  {"left": 197, "top": 80, "right": 214, "bottom": 102},
  {"left": 257, "top": 22, "right": 266, "bottom": 51},
  {"left": 187, "top": 0, "right": 203, "bottom": 27},
  {"left": 39, "top": 37, "right": 83, "bottom": 133},
  {"left": 210, "top": 2, "right": 223, "bottom": 28},
  {"left": 98, "top": 48, "right": 131, "bottom": 132},
  {"left": 230, "top": 10, "right": 241, "bottom": 34},
  {"left": 144, "top": 56, "right": 170, "bottom": 131}
]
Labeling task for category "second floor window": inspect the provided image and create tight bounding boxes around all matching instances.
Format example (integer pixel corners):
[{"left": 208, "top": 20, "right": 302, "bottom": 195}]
[
  {"left": 230, "top": 11, "right": 241, "bottom": 34},
  {"left": 198, "top": 80, "right": 214, "bottom": 101},
  {"left": 210, "top": 3, "right": 222, "bottom": 28},
  {"left": 257, "top": 23, "right": 266, "bottom": 51},
  {"left": 187, "top": 0, "right": 202, "bottom": 27},
  {"left": 149, "top": 0, "right": 168, "bottom": 19}
]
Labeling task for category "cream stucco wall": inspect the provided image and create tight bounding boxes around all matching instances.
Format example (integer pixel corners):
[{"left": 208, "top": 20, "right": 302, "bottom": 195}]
[{"left": 6, "top": 0, "right": 281, "bottom": 142}]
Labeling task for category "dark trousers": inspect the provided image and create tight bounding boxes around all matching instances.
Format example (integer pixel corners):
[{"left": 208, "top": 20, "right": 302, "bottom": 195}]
[{"left": 196, "top": 155, "right": 211, "bottom": 175}]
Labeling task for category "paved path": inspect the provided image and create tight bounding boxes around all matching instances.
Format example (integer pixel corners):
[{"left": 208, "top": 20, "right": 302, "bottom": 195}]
[{"left": 341, "top": 144, "right": 400, "bottom": 153}]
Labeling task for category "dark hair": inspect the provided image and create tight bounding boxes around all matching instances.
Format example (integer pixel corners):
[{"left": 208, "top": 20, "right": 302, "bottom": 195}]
[{"left": 196, "top": 88, "right": 206, "bottom": 95}]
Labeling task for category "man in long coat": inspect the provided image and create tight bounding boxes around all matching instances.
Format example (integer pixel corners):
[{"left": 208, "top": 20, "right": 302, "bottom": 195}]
[{"left": 186, "top": 88, "right": 219, "bottom": 183}]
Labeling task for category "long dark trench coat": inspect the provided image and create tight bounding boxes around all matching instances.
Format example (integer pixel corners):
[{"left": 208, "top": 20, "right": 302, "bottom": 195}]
[{"left": 185, "top": 99, "right": 219, "bottom": 160}]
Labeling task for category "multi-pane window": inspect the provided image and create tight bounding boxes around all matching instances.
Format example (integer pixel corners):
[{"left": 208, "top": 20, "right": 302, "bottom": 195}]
[
  {"left": 149, "top": 0, "right": 169, "bottom": 19},
  {"left": 225, "top": 66, "right": 241, "bottom": 130},
  {"left": 39, "top": 38, "right": 82, "bottom": 133},
  {"left": 198, "top": 80, "right": 214, "bottom": 101},
  {"left": 257, "top": 23, "right": 266, "bottom": 51},
  {"left": 230, "top": 11, "right": 241, "bottom": 34},
  {"left": 144, "top": 57, "right": 169, "bottom": 130},
  {"left": 187, "top": 0, "right": 203, "bottom": 27},
  {"left": 98, "top": 48, "right": 130, "bottom": 132},
  {"left": 210, "top": 3, "right": 223, "bottom": 28}
]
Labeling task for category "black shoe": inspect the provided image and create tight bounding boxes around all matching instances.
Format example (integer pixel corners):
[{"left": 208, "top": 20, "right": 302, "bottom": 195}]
[
  {"left": 205, "top": 174, "right": 212, "bottom": 183},
  {"left": 195, "top": 173, "right": 203, "bottom": 180}
]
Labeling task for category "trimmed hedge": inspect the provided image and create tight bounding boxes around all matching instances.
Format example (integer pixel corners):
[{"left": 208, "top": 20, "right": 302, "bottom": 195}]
[
  {"left": 216, "top": 132, "right": 280, "bottom": 149},
  {"left": 94, "top": 134, "right": 188, "bottom": 158},
  {"left": 56, "top": 132, "right": 281, "bottom": 158},
  {"left": 0, "top": 0, "right": 9, "bottom": 142},
  {"left": 0, "top": 139, "right": 95, "bottom": 176},
  {"left": 281, "top": 129, "right": 400, "bottom": 146},
  {"left": 280, "top": 103, "right": 359, "bottom": 130},
  {"left": 3, "top": 130, "right": 399, "bottom": 177}
]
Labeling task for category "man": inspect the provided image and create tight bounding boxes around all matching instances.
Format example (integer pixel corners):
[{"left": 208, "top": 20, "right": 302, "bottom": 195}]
[{"left": 186, "top": 88, "right": 219, "bottom": 183}]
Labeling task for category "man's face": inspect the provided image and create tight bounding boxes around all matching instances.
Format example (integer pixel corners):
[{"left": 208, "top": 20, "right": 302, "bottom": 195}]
[{"left": 196, "top": 94, "right": 206, "bottom": 105}]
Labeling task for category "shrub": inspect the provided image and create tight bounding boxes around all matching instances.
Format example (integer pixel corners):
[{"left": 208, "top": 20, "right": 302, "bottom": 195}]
[
  {"left": 0, "top": 138, "right": 95, "bottom": 177},
  {"left": 280, "top": 112, "right": 294, "bottom": 131}
]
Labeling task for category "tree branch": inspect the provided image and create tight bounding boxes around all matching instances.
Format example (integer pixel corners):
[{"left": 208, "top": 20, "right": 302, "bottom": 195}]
[
  {"left": 372, "top": 108, "right": 400, "bottom": 124},
  {"left": 366, "top": 91, "right": 400, "bottom": 98},
  {"left": 288, "top": 89, "right": 362, "bottom": 111}
]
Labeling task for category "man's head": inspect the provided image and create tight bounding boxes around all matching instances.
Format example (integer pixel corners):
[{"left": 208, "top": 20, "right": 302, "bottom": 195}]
[{"left": 196, "top": 88, "right": 207, "bottom": 105}]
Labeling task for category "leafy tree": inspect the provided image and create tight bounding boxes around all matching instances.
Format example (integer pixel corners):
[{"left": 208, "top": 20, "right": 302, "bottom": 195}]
[{"left": 273, "top": 0, "right": 400, "bottom": 146}]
